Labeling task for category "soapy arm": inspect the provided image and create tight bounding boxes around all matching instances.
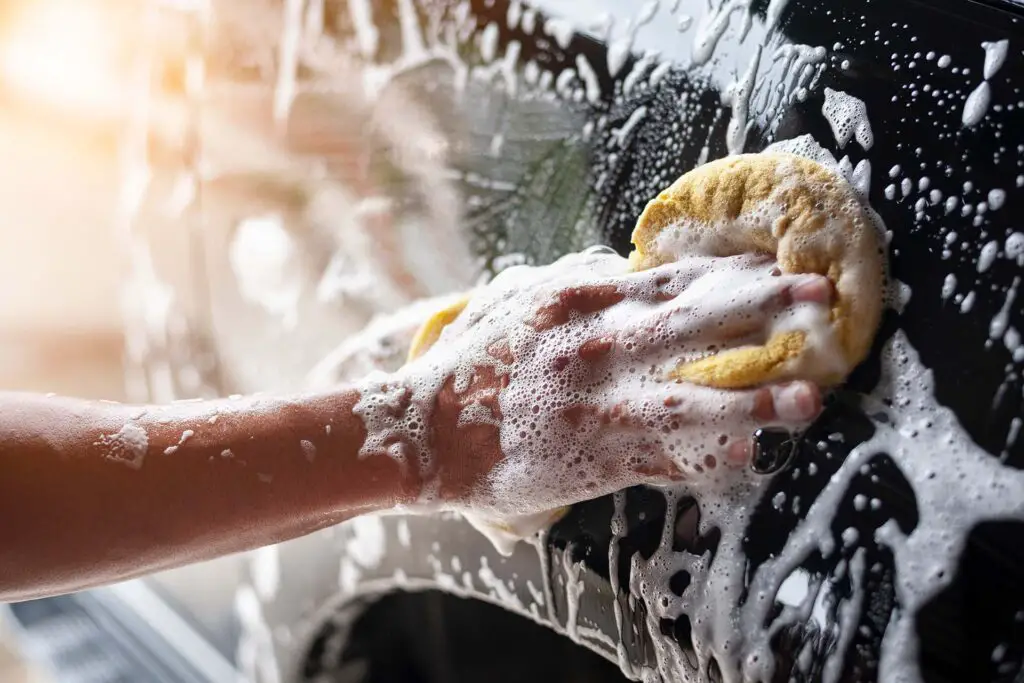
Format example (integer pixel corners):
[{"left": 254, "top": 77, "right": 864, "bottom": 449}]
[
  {"left": 0, "top": 390, "right": 416, "bottom": 602},
  {"left": 0, "top": 253, "right": 833, "bottom": 602}
]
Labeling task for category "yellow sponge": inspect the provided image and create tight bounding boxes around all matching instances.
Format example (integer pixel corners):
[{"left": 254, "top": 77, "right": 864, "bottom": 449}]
[
  {"left": 631, "top": 152, "right": 884, "bottom": 388},
  {"left": 407, "top": 296, "right": 470, "bottom": 362}
]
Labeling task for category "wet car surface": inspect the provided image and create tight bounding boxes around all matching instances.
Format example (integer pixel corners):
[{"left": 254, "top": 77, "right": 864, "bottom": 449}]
[{"left": 7, "top": 0, "right": 1024, "bottom": 681}]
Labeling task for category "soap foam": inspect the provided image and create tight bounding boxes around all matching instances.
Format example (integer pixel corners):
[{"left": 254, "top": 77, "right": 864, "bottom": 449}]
[
  {"left": 579, "top": 145, "right": 1024, "bottom": 683},
  {"left": 596, "top": 325, "right": 1024, "bottom": 683},
  {"left": 94, "top": 422, "right": 149, "bottom": 470},
  {"left": 822, "top": 87, "right": 874, "bottom": 150},
  {"left": 351, "top": 244, "right": 836, "bottom": 525},
  {"left": 292, "top": 128, "right": 1007, "bottom": 683}
]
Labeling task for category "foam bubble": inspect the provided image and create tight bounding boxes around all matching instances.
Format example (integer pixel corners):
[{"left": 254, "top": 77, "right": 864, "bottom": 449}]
[
  {"left": 822, "top": 88, "right": 874, "bottom": 150},
  {"left": 95, "top": 423, "right": 149, "bottom": 470}
]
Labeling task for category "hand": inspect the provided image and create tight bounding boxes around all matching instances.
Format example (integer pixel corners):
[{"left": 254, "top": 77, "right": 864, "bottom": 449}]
[{"left": 403, "top": 248, "right": 832, "bottom": 516}]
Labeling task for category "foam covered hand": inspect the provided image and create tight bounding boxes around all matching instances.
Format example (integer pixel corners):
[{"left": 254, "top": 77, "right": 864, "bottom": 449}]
[{"left": 401, "top": 248, "right": 831, "bottom": 525}]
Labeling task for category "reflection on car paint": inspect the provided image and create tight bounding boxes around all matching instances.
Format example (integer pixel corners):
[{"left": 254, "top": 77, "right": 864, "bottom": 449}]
[{"left": 113, "top": 0, "right": 1024, "bottom": 681}]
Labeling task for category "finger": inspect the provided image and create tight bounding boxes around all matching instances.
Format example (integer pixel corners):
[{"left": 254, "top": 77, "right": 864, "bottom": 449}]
[
  {"left": 615, "top": 253, "right": 773, "bottom": 302},
  {"left": 722, "top": 382, "right": 822, "bottom": 467},
  {"left": 761, "top": 381, "right": 823, "bottom": 424},
  {"left": 725, "top": 438, "right": 754, "bottom": 468},
  {"left": 608, "top": 256, "right": 720, "bottom": 301},
  {"left": 718, "top": 274, "right": 832, "bottom": 346},
  {"left": 651, "top": 381, "right": 819, "bottom": 429},
  {"left": 596, "top": 382, "right": 821, "bottom": 478},
  {"left": 643, "top": 379, "right": 822, "bottom": 424},
  {"left": 632, "top": 455, "right": 688, "bottom": 482},
  {"left": 530, "top": 284, "right": 625, "bottom": 331},
  {"left": 638, "top": 382, "right": 818, "bottom": 473},
  {"left": 765, "top": 274, "right": 834, "bottom": 311},
  {"left": 789, "top": 276, "right": 834, "bottom": 305},
  {"left": 631, "top": 272, "right": 834, "bottom": 351}
]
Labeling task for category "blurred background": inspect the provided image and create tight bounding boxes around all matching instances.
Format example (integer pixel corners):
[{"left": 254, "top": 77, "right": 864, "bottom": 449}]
[
  {"left": 0, "top": 0, "right": 129, "bottom": 678},
  {"left": 0, "top": 0, "right": 126, "bottom": 400},
  {"left": 0, "top": 0, "right": 485, "bottom": 676},
  {"left": 3, "top": 0, "right": 1024, "bottom": 681}
]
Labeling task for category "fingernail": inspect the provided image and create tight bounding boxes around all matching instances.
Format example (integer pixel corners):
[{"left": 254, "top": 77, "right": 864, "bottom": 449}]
[
  {"left": 791, "top": 277, "right": 832, "bottom": 304},
  {"left": 775, "top": 383, "right": 815, "bottom": 422}
]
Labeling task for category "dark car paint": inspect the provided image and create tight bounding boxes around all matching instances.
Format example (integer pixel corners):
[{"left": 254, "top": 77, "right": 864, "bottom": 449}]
[{"left": 6, "top": 0, "right": 1024, "bottom": 681}]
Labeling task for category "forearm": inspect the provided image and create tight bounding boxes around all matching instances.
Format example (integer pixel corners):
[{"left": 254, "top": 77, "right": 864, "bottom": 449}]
[{"left": 0, "top": 387, "right": 417, "bottom": 602}]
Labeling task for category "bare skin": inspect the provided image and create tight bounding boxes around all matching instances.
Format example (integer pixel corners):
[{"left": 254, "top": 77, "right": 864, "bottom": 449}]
[{"left": 0, "top": 255, "right": 830, "bottom": 602}]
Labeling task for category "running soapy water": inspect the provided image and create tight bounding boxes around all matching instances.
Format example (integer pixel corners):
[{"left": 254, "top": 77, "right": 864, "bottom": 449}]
[
  {"left": 588, "top": 136, "right": 891, "bottom": 682},
  {"left": 735, "top": 330, "right": 1024, "bottom": 683},
  {"left": 593, "top": 141, "right": 1024, "bottom": 683},
  {"left": 724, "top": 45, "right": 762, "bottom": 155}
]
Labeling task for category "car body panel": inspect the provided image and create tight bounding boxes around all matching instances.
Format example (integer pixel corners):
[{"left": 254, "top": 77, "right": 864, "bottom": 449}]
[{"left": 6, "top": 0, "right": 1024, "bottom": 681}]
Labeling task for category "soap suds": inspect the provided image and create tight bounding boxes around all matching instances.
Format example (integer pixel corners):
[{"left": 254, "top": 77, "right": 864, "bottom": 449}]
[
  {"left": 962, "top": 41, "right": 1006, "bottom": 128},
  {"left": 1006, "top": 232, "right": 1024, "bottom": 262},
  {"left": 574, "top": 54, "right": 602, "bottom": 105},
  {"left": 95, "top": 423, "right": 149, "bottom": 470},
  {"left": 693, "top": 0, "right": 750, "bottom": 65},
  {"left": 941, "top": 273, "right": 957, "bottom": 300},
  {"left": 990, "top": 277, "right": 1020, "bottom": 341},
  {"left": 398, "top": 246, "right": 839, "bottom": 521},
  {"left": 960, "top": 290, "right": 977, "bottom": 313},
  {"left": 252, "top": 544, "right": 280, "bottom": 601},
  {"left": 962, "top": 82, "right": 992, "bottom": 128},
  {"left": 725, "top": 46, "right": 762, "bottom": 155},
  {"left": 163, "top": 428, "right": 195, "bottom": 456},
  {"left": 988, "top": 188, "right": 1006, "bottom": 210},
  {"left": 982, "top": 39, "right": 1010, "bottom": 80},
  {"left": 614, "top": 105, "right": 648, "bottom": 148},
  {"left": 619, "top": 328, "right": 1024, "bottom": 683},
  {"left": 978, "top": 240, "right": 1000, "bottom": 273},
  {"left": 229, "top": 9, "right": 1022, "bottom": 671},
  {"left": 822, "top": 88, "right": 874, "bottom": 150},
  {"left": 350, "top": 139, "right": 879, "bottom": 565}
]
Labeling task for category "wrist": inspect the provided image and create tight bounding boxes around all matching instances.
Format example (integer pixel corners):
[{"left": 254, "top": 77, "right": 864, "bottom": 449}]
[{"left": 350, "top": 368, "right": 441, "bottom": 508}]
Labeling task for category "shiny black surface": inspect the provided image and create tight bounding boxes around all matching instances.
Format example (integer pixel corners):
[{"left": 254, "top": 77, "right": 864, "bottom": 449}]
[
  {"left": 59, "top": 0, "right": 1023, "bottom": 680},
  {"left": 278, "top": 0, "right": 1024, "bottom": 678},
  {"left": 320, "top": 590, "right": 627, "bottom": 683},
  {"left": 444, "top": 0, "right": 1024, "bottom": 680}
]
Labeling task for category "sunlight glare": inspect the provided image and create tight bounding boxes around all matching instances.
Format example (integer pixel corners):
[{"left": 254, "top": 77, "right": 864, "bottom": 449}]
[{"left": 0, "top": 0, "right": 125, "bottom": 115}]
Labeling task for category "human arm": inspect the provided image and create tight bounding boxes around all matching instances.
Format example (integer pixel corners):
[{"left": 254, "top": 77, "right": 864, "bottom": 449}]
[
  {"left": 0, "top": 388, "right": 414, "bottom": 602},
  {"left": 0, "top": 249, "right": 831, "bottom": 602}
]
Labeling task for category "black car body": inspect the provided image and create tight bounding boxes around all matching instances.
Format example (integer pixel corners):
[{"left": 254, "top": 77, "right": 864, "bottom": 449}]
[{"left": 5, "top": 0, "right": 1024, "bottom": 681}]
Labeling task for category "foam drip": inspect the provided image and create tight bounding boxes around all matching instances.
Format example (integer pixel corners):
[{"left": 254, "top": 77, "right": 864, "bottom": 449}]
[
  {"left": 821, "top": 88, "right": 874, "bottom": 151},
  {"left": 615, "top": 326, "right": 1024, "bottom": 682},
  {"left": 588, "top": 139, "right": 1024, "bottom": 682}
]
